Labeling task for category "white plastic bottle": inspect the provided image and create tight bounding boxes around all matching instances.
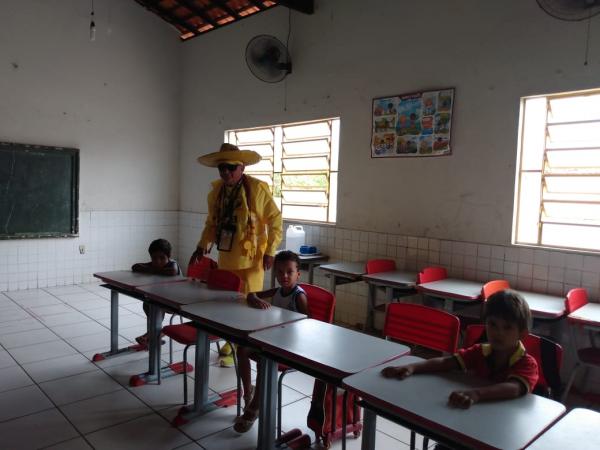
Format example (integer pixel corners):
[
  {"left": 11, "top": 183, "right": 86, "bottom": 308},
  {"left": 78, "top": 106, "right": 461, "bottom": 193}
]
[{"left": 285, "top": 225, "right": 305, "bottom": 253}]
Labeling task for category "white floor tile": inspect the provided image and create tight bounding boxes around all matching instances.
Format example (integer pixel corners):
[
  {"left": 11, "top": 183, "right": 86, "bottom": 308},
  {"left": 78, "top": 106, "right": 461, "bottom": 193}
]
[
  {"left": 377, "top": 416, "right": 426, "bottom": 447},
  {"left": 0, "top": 327, "right": 60, "bottom": 349},
  {"left": 27, "top": 303, "right": 77, "bottom": 317},
  {"left": 0, "top": 316, "right": 46, "bottom": 335},
  {"left": 0, "top": 308, "right": 34, "bottom": 323},
  {"left": 123, "top": 302, "right": 146, "bottom": 315},
  {"left": 39, "top": 310, "right": 92, "bottom": 327},
  {"left": 159, "top": 404, "right": 237, "bottom": 441},
  {"left": 0, "top": 408, "right": 79, "bottom": 450},
  {"left": 58, "top": 292, "right": 105, "bottom": 303},
  {"left": 6, "top": 289, "right": 54, "bottom": 301},
  {"left": 8, "top": 340, "right": 77, "bottom": 365},
  {"left": 98, "top": 313, "right": 147, "bottom": 329},
  {"left": 70, "top": 298, "right": 111, "bottom": 312},
  {"left": 0, "top": 384, "right": 53, "bottom": 421},
  {"left": 197, "top": 423, "right": 259, "bottom": 450},
  {"left": 0, "top": 364, "right": 34, "bottom": 392},
  {"left": 22, "top": 353, "right": 99, "bottom": 383},
  {"left": 60, "top": 389, "right": 153, "bottom": 434},
  {"left": 11, "top": 295, "right": 64, "bottom": 308},
  {"left": 280, "top": 397, "right": 313, "bottom": 439},
  {"left": 85, "top": 413, "right": 191, "bottom": 450},
  {"left": 281, "top": 369, "right": 315, "bottom": 396},
  {"left": 51, "top": 320, "right": 109, "bottom": 339},
  {"left": 39, "top": 370, "right": 123, "bottom": 406},
  {"left": 84, "top": 305, "right": 141, "bottom": 321},
  {"left": 172, "top": 443, "right": 204, "bottom": 450},
  {"left": 65, "top": 330, "right": 131, "bottom": 353},
  {"left": 43, "top": 437, "right": 94, "bottom": 450},
  {"left": 0, "top": 350, "right": 17, "bottom": 369},
  {"left": 86, "top": 345, "right": 151, "bottom": 368},
  {"left": 44, "top": 285, "right": 90, "bottom": 296},
  {"left": 101, "top": 358, "right": 150, "bottom": 386},
  {"left": 126, "top": 372, "right": 197, "bottom": 411}
]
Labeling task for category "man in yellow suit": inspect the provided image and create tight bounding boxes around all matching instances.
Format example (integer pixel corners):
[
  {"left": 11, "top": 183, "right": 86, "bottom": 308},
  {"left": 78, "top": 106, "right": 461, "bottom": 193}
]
[{"left": 190, "top": 143, "right": 282, "bottom": 366}]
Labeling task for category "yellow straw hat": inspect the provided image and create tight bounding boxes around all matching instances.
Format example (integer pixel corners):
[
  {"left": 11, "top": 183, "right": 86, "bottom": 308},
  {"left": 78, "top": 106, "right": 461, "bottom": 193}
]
[{"left": 197, "top": 143, "right": 261, "bottom": 167}]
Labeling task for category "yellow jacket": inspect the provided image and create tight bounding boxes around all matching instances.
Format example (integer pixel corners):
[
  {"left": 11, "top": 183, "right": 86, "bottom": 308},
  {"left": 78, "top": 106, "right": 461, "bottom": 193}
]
[{"left": 199, "top": 175, "right": 282, "bottom": 271}]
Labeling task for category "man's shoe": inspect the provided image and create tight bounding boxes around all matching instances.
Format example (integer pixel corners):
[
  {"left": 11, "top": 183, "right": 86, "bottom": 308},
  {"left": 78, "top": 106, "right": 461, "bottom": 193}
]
[
  {"left": 219, "top": 354, "right": 235, "bottom": 368},
  {"left": 219, "top": 342, "right": 233, "bottom": 356}
]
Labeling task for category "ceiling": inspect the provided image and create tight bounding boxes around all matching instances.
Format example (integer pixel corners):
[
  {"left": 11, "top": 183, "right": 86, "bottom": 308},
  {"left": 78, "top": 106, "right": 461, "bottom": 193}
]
[{"left": 133, "top": 0, "right": 313, "bottom": 41}]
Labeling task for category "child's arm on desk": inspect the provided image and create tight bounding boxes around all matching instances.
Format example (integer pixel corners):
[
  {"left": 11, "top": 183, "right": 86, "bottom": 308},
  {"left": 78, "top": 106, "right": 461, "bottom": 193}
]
[
  {"left": 246, "top": 289, "right": 278, "bottom": 309},
  {"left": 448, "top": 380, "right": 525, "bottom": 409},
  {"left": 381, "top": 356, "right": 459, "bottom": 379},
  {"left": 131, "top": 262, "right": 178, "bottom": 276}
]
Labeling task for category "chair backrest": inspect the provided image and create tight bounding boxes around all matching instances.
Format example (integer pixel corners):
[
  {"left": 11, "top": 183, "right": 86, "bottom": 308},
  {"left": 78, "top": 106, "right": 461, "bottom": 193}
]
[
  {"left": 187, "top": 256, "right": 218, "bottom": 281},
  {"left": 416, "top": 266, "right": 447, "bottom": 284},
  {"left": 565, "top": 288, "right": 588, "bottom": 314},
  {"left": 207, "top": 269, "right": 243, "bottom": 292},
  {"left": 299, "top": 283, "right": 335, "bottom": 323},
  {"left": 463, "top": 325, "right": 563, "bottom": 399},
  {"left": 482, "top": 280, "right": 510, "bottom": 300},
  {"left": 384, "top": 303, "right": 460, "bottom": 354},
  {"left": 366, "top": 259, "right": 396, "bottom": 274}
]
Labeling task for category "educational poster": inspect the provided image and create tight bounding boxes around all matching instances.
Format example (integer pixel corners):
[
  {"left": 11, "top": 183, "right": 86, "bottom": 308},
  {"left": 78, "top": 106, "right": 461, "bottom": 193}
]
[{"left": 371, "top": 88, "right": 454, "bottom": 158}]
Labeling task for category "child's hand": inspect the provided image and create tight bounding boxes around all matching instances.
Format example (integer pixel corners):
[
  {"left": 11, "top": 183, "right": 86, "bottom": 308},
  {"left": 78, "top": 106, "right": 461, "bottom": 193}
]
[
  {"left": 448, "top": 390, "right": 479, "bottom": 409},
  {"left": 380, "top": 365, "right": 414, "bottom": 379},
  {"left": 247, "top": 294, "right": 271, "bottom": 310}
]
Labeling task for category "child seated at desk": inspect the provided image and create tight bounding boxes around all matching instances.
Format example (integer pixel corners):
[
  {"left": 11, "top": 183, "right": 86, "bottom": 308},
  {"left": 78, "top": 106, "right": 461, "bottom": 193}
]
[
  {"left": 234, "top": 250, "right": 309, "bottom": 433},
  {"left": 131, "top": 238, "right": 181, "bottom": 346},
  {"left": 381, "top": 290, "right": 539, "bottom": 409}
]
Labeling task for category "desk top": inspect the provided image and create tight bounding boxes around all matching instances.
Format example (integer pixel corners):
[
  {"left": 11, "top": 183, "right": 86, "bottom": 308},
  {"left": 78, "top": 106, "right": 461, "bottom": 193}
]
[
  {"left": 249, "top": 319, "right": 409, "bottom": 380},
  {"left": 418, "top": 278, "right": 482, "bottom": 301},
  {"left": 181, "top": 301, "right": 306, "bottom": 337},
  {"left": 362, "top": 270, "right": 418, "bottom": 287},
  {"left": 318, "top": 261, "right": 366, "bottom": 278},
  {"left": 94, "top": 270, "right": 186, "bottom": 291},
  {"left": 343, "top": 356, "right": 565, "bottom": 450},
  {"left": 526, "top": 408, "right": 600, "bottom": 450},
  {"left": 298, "top": 254, "right": 329, "bottom": 263},
  {"left": 135, "top": 280, "right": 243, "bottom": 310},
  {"left": 517, "top": 291, "right": 565, "bottom": 320},
  {"left": 568, "top": 302, "right": 600, "bottom": 327}
]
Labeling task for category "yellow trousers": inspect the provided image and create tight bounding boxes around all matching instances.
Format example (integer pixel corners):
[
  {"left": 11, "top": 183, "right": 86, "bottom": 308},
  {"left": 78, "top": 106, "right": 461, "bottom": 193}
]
[{"left": 229, "top": 264, "right": 265, "bottom": 294}]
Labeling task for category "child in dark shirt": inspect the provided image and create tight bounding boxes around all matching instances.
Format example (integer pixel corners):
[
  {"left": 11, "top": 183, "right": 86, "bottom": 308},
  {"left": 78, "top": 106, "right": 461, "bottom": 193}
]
[
  {"left": 381, "top": 290, "right": 539, "bottom": 409},
  {"left": 131, "top": 238, "right": 180, "bottom": 346}
]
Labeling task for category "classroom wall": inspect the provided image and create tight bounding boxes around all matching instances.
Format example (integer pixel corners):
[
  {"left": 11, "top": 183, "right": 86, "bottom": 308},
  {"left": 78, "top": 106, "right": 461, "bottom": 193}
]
[
  {"left": 0, "top": 0, "right": 181, "bottom": 290},
  {"left": 177, "top": 1, "right": 600, "bottom": 310}
]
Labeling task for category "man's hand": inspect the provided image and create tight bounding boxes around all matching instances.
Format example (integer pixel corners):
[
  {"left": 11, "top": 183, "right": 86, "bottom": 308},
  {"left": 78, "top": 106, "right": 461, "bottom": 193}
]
[
  {"left": 189, "top": 247, "right": 205, "bottom": 266},
  {"left": 247, "top": 293, "right": 271, "bottom": 310},
  {"left": 263, "top": 254, "right": 274, "bottom": 271},
  {"left": 448, "top": 390, "right": 479, "bottom": 409},
  {"left": 380, "top": 365, "right": 414, "bottom": 379}
]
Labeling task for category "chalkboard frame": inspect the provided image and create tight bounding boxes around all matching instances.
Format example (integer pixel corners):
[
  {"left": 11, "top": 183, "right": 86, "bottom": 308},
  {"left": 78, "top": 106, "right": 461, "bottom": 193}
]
[{"left": 0, "top": 142, "right": 79, "bottom": 239}]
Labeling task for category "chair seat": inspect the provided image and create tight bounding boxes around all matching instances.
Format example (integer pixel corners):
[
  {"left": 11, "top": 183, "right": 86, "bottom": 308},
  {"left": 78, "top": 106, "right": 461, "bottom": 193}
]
[
  {"left": 163, "top": 323, "right": 223, "bottom": 346},
  {"left": 578, "top": 347, "right": 600, "bottom": 365}
]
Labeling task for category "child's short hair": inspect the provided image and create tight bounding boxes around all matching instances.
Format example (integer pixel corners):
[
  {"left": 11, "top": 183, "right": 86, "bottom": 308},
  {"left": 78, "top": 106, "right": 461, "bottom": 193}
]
[
  {"left": 483, "top": 289, "right": 531, "bottom": 332},
  {"left": 274, "top": 250, "right": 300, "bottom": 269},
  {"left": 148, "top": 239, "right": 172, "bottom": 257}
]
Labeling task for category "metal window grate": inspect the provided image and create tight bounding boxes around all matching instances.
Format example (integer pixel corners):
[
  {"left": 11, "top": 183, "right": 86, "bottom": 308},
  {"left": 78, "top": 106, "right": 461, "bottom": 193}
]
[{"left": 225, "top": 117, "right": 339, "bottom": 224}]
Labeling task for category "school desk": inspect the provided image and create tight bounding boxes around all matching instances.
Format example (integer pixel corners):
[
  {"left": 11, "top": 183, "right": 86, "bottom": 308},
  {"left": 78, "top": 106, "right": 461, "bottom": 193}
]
[
  {"left": 131, "top": 280, "right": 243, "bottom": 386},
  {"left": 361, "top": 270, "right": 418, "bottom": 331},
  {"left": 173, "top": 300, "right": 306, "bottom": 426},
  {"left": 567, "top": 301, "right": 600, "bottom": 327},
  {"left": 517, "top": 290, "right": 566, "bottom": 340},
  {"left": 270, "top": 253, "right": 330, "bottom": 287},
  {"left": 417, "top": 278, "right": 483, "bottom": 312},
  {"left": 248, "top": 319, "right": 410, "bottom": 450},
  {"left": 342, "top": 355, "right": 566, "bottom": 450},
  {"left": 318, "top": 261, "right": 367, "bottom": 295},
  {"left": 526, "top": 408, "right": 600, "bottom": 450},
  {"left": 92, "top": 270, "right": 186, "bottom": 364}
]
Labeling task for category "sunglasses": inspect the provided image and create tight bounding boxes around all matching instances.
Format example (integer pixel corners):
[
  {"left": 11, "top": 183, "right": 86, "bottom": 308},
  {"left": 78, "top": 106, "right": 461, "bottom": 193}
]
[{"left": 218, "top": 163, "right": 240, "bottom": 172}]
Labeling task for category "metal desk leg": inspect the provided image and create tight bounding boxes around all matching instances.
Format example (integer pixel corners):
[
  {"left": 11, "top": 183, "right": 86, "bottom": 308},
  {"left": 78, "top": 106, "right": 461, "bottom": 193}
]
[
  {"left": 329, "top": 275, "right": 338, "bottom": 295},
  {"left": 444, "top": 298, "right": 454, "bottom": 312},
  {"left": 361, "top": 407, "right": 377, "bottom": 450},
  {"left": 307, "top": 262, "right": 315, "bottom": 284},
  {"left": 366, "top": 283, "right": 376, "bottom": 331},
  {"left": 257, "top": 356, "right": 278, "bottom": 450},
  {"left": 147, "top": 303, "right": 162, "bottom": 378}
]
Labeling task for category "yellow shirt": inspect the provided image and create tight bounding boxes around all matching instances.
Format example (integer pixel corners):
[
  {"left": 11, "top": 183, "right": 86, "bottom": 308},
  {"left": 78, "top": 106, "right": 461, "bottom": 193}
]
[{"left": 198, "top": 175, "right": 282, "bottom": 271}]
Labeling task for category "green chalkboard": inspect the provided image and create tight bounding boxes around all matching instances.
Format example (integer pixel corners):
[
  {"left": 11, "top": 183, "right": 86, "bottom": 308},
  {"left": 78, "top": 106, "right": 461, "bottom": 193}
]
[{"left": 0, "top": 142, "right": 79, "bottom": 239}]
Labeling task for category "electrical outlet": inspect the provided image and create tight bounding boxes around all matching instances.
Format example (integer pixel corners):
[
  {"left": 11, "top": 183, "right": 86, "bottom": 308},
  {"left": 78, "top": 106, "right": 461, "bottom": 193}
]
[{"left": 79, "top": 245, "right": 86, "bottom": 254}]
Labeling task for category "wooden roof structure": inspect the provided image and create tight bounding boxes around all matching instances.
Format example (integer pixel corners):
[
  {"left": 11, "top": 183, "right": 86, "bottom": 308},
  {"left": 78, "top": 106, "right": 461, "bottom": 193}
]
[{"left": 133, "top": 0, "right": 313, "bottom": 41}]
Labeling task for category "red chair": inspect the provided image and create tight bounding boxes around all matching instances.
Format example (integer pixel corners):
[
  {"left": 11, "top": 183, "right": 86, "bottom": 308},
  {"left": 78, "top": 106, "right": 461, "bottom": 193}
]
[
  {"left": 384, "top": 303, "right": 460, "bottom": 448},
  {"left": 458, "top": 280, "right": 510, "bottom": 328},
  {"left": 162, "top": 268, "right": 242, "bottom": 405},
  {"left": 241, "top": 283, "right": 335, "bottom": 437},
  {"left": 482, "top": 280, "right": 510, "bottom": 299},
  {"left": 366, "top": 259, "right": 396, "bottom": 274},
  {"left": 464, "top": 324, "right": 563, "bottom": 399},
  {"left": 384, "top": 303, "right": 460, "bottom": 354},
  {"left": 416, "top": 266, "right": 447, "bottom": 284},
  {"left": 561, "top": 288, "right": 599, "bottom": 402},
  {"left": 187, "top": 256, "right": 217, "bottom": 281}
]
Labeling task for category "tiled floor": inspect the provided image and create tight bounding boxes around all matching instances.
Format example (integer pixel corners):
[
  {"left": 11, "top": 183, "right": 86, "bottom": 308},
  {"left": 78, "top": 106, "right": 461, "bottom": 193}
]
[{"left": 0, "top": 282, "right": 425, "bottom": 450}]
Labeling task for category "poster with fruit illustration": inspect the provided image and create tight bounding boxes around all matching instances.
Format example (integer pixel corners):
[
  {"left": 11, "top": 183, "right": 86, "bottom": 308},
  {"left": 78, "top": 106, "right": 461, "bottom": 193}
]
[{"left": 371, "top": 88, "right": 454, "bottom": 158}]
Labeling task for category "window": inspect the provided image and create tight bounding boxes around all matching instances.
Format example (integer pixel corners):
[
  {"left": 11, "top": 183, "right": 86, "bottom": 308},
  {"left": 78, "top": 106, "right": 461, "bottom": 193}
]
[
  {"left": 225, "top": 117, "right": 339, "bottom": 223},
  {"left": 513, "top": 88, "right": 600, "bottom": 252}
]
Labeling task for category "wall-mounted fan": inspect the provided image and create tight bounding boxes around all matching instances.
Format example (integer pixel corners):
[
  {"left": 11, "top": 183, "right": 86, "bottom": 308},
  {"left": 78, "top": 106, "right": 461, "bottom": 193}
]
[
  {"left": 536, "top": 0, "right": 600, "bottom": 21},
  {"left": 245, "top": 35, "right": 292, "bottom": 83}
]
